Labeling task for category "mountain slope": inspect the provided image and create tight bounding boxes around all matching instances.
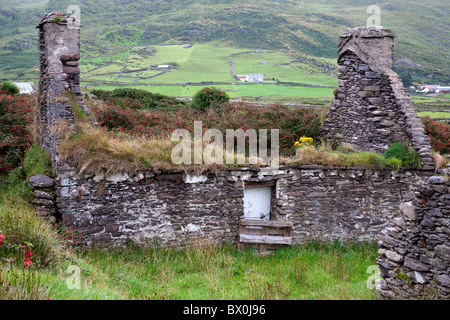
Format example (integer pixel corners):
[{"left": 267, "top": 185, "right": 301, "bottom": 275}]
[{"left": 0, "top": 0, "right": 448, "bottom": 84}]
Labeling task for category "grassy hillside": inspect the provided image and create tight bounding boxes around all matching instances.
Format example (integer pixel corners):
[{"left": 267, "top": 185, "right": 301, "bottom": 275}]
[{"left": 0, "top": 0, "right": 449, "bottom": 87}]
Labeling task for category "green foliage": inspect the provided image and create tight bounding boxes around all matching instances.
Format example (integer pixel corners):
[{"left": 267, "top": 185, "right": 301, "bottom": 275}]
[
  {"left": 422, "top": 117, "right": 450, "bottom": 154},
  {"left": 0, "top": 93, "right": 34, "bottom": 175},
  {"left": 90, "top": 88, "right": 186, "bottom": 110},
  {"left": 22, "top": 144, "right": 53, "bottom": 179},
  {"left": 0, "top": 81, "right": 19, "bottom": 95},
  {"left": 386, "top": 157, "right": 402, "bottom": 170},
  {"left": 191, "top": 87, "right": 230, "bottom": 111},
  {"left": 0, "top": 144, "right": 53, "bottom": 197},
  {"left": 395, "top": 69, "right": 413, "bottom": 87},
  {"left": 383, "top": 142, "right": 420, "bottom": 169},
  {"left": 0, "top": 0, "right": 449, "bottom": 85}
]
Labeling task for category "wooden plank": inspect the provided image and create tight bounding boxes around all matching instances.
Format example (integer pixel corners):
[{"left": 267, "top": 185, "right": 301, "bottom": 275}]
[
  {"left": 245, "top": 181, "right": 276, "bottom": 189},
  {"left": 240, "top": 219, "right": 293, "bottom": 228},
  {"left": 239, "top": 234, "right": 292, "bottom": 245}
]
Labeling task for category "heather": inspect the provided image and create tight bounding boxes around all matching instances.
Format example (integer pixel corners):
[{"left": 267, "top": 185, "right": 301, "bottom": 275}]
[
  {"left": 422, "top": 116, "right": 450, "bottom": 154},
  {"left": 0, "top": 91, "right": 35, "bottom": 175},
  {"left": 90, "top": 96, "right": 326, "bottom": 157}
]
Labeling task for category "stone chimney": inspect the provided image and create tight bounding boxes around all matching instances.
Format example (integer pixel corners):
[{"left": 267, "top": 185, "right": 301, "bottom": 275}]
[
  {"left": 321, "top": 26, "right": 434, "bottom": 170},
  {"left": 37, "top": 12, "right": 88, "bottom": 166}
]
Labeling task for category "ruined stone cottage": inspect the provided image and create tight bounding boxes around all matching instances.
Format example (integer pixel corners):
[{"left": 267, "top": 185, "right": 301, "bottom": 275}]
[{"left": 30, "top": 13, "right": 448, "bottom": 299}]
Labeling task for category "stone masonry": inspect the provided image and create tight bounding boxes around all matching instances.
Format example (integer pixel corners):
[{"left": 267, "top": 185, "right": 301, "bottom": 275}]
[
  {"left": 37, "top": 12, "right": 89, "bottom": 168},
  {"left": 321, "top": 27, "right": 434, "bottom": 170},
  {"left": 376, "top": 175, "right": 450, "bottom": 299},
  {"left": 35, "top": 166, "right": 430, "bottom": 247}
]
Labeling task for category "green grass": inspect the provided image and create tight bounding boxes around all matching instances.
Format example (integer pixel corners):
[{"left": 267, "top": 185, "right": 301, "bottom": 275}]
[
  {"left": 72, "top": 240, "right": 378, "bottom": 300},
  {"left": 417, "top": 111, "right": 450, "bottom": 118},
  {"left": 86, "top": 84, "right": 335, "bottom": 103},
  {"left": 0, "top": 182, "right": 380, "bottom": 300}
]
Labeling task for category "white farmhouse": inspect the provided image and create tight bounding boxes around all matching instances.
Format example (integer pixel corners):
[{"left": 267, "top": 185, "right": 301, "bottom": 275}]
[{"left": 236, "top": 74, "right": 264, "bottom": 83}]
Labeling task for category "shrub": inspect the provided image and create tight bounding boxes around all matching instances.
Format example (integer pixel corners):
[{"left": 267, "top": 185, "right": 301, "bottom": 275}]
[
  {"left": 191, "top": 87, "right": 230, "bottom": 111},
  {"left": 0, "top": 81, "right": 20, "bottom": 95},
  {"left": 383, "top": 142, "right": 420, "bottom": 168},
  {"left": 90, "top": 88, "right": 186, "bottom": 110},
  {"left": 422, "top": 117, "right": 450, "bottom": 154},
  {"left": 0, "top": 93, "right": 35, "bottom": 175}
]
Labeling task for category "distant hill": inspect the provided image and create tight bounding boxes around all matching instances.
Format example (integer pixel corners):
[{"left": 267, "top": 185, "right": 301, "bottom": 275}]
[{"left": 0, "top": 0, "right": 448, "bottom": 85}]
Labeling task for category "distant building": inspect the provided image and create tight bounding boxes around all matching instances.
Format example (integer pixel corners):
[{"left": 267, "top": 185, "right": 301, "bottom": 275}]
[
  {"left": 157, "top": 65, "right": 171, "bottom": 70},
  {"left": 436, "top": 86, "right": 450, "bottom": 94},
  {"left": 236, "top": 74, "right": 264, "bottom": 83},
  {"left": 417, "top": 85, "right": 450, "bottom": 94},
  {"left": 13, "top": 82, "right": 36, "bottom": 94}
]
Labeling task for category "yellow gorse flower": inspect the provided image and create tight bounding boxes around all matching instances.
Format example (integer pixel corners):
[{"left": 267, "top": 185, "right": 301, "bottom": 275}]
[{"left": 294, "top": 136, "right": 314, "bottom": 149}]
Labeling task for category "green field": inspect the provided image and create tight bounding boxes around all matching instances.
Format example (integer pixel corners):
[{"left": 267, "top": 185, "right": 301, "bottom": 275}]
[
  {"left": 86, "top": 83, "right": 334, "bottom": 102},
  {"left": 417, "top": 111, "right": 450, "bottom": 118},
  {"left": 80, "top": 43, "right": 337, "bottom": 102},
  {"left": 81, "top": 44, "right": 337, "bottom": 90},
  {"left": 233, "top": 51, "right": 337, "bottom": 86}
]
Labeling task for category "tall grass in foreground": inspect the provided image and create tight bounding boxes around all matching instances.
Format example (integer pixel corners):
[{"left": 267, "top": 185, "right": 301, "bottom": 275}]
[
  {"left": 0, "top": 180, "right": 379, "bottom": 300},
  {"left": 77, "top": 240, "right": 379, "bottom": 300}
]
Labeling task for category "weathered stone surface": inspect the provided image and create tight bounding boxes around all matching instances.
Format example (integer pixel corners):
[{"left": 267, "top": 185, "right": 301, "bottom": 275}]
[
  {"left": 29, "top": 174, "right": 54, "bottom": 188},
  {"left": 399, "top": 201, "right": 416, "bottom": 220},
  {"left": 320, "top": 26, "right": 434, "bottom": 170},
  {"left": 35, "top": 17, "right": 446, "bottom": 301},
  {"left": 377, "top": 176, "right": 449, "bottom": 300}
]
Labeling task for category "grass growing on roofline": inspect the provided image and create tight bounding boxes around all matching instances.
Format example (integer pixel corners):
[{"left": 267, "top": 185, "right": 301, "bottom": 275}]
[
  {"left": 58, "top": 94, "right": 273, "bottom": 176},
  {"left": 288, "top": 141, "right": 388, "bottom": 169},
  {"left": 59, "top": 91, "right": 441, "bottom": 176}
]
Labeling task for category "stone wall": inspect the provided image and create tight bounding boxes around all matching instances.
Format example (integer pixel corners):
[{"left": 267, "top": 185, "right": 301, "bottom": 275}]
[
  {"left": 31, "top": 165, "right": 431, "bottom": 247},
  {"left": 376, "top": 175, "right": 450, "bottom": 300},
  {"left": 320, "top": 27, "right": 434, "bottom": 170}
]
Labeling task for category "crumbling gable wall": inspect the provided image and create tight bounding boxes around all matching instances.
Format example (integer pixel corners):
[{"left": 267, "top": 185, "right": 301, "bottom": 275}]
[{"left": 321, "top": 27, "right": 434, "bottom": 170}]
